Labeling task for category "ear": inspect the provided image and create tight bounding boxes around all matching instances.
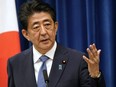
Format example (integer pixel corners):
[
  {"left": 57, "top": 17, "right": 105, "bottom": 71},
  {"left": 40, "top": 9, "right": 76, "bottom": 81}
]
[
  {"left": 54, "top": 22, "right": 58, "bottom": 33},
  {"left": 22, "top": 29, "right": 30, "bottom": 41}
]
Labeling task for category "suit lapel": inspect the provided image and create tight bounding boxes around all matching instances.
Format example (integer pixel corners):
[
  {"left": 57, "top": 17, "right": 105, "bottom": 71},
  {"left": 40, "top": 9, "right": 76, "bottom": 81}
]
[
  {"left": 22, "top": 47, "right": 37, "bottom": 87},
  {"left": 49, "top": 45, "right": 69, "bottom": 87}
]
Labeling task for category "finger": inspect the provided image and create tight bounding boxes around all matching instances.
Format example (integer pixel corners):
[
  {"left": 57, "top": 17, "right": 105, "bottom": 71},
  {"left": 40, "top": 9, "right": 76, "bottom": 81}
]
[
  {"left": 97, "top": 49, "right": 101, "bottom": 60},
  {"left": 83, "top": 55, "right": 94, "bottom": 64},
  {"left": 89, "top": 44, "right": 98, "bottom": 57},
  {"left": 92, "top": 49, "right": 101, "bottom": 63},
  {"left": 92, "top": 43, "right": 98, "bottom": 56},
  {"left": 87, "top": 46, "right": 100, "bottom": 64},
  {"left": 98, "top": 49, "right": 101, "bottom": 56},
  {"left": 86, "top": 48, "right": 94, "bottom": 60}
]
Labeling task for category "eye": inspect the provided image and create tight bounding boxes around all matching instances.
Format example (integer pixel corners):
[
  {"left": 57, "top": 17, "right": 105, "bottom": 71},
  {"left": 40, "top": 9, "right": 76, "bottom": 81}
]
[
  {"left": 32, "top": 25, "right": 40, "bottom": 31},
  {"left": 45, "top": 23, "right": 50, "bottom": 26},
  {"left": 33, "top": 26, "right": 39, "bottom": 29},
  {"left": 44, "top": 23, "right": 51, "bottom": 29}
]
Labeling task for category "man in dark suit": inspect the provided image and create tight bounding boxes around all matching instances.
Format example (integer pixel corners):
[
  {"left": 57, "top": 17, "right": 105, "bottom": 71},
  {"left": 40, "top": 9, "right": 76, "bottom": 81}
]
[{"left": 7, "top": 1, "right": 106, "bottom": 87}]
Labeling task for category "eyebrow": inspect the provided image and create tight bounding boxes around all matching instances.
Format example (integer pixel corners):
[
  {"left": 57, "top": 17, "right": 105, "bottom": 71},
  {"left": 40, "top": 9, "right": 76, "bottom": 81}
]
[
  {"left": 43, "top": 19, "right": 51, "bottom": 23},
  {"left": 32, "top": 21, "right": 39, "bottom": 27}
]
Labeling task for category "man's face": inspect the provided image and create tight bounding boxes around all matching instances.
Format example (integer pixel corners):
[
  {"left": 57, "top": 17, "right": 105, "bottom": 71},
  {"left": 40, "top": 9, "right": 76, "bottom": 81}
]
[{"left": 22, "top": 12, "right": 58, "bottom": 54}]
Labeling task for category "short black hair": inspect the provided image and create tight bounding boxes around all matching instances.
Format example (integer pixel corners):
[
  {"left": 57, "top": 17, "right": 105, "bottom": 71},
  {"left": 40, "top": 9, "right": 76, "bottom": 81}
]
[{"left": 19, "top": 0, "right": 56, "bottom": 30}]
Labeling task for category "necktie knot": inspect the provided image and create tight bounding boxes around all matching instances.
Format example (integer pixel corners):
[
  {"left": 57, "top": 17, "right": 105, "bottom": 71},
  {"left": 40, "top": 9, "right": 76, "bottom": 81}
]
[{"left": 40, "top": 55, "right": 49, "bottom": 63}]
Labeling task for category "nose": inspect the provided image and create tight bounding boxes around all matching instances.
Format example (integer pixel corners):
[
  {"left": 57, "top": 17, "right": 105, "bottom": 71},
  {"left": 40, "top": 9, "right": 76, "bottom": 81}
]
[{"left": 40, "top": 25, "right": 47, "bottom": 35}]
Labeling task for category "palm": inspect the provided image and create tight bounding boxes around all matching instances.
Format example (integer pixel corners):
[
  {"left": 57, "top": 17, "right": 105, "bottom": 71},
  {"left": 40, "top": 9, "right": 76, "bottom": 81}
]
[{"left": 83, "top": 44, "right": 101, "bottom": 77}]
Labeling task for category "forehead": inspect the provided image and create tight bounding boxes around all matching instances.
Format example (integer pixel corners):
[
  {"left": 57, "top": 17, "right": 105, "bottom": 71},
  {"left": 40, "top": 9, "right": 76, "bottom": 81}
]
[{"left": 28, "top": 12, "right": 53, "bottom": 23}]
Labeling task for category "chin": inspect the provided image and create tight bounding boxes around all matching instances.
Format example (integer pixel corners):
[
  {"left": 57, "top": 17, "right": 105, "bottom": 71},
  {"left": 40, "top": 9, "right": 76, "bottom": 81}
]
[{"left": 43, "top": 44, "right": 53, "bottom": 50}]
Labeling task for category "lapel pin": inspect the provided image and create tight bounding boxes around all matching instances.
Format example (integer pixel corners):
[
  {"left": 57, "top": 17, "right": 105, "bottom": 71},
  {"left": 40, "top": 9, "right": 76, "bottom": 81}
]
[{"left": 62, "top": 60, "right": 66, "bottom": 64}]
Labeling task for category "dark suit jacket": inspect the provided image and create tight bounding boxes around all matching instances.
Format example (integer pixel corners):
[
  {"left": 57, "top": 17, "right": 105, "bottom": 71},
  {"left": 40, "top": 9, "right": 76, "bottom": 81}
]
[{"left": 7, "top": 44, "right": 106, "bottom": 87}]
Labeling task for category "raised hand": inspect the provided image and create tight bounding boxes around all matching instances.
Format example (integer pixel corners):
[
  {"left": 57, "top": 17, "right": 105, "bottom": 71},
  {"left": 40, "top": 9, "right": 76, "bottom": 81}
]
[{"left": 83, "top": 43, "right": 101, "bottom": 78}]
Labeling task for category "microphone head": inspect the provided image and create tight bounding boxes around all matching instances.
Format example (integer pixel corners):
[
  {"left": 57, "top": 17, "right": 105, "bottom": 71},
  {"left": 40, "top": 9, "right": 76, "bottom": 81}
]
[{"left": 43, "top": 70, "right": 49, "bottom": 82}]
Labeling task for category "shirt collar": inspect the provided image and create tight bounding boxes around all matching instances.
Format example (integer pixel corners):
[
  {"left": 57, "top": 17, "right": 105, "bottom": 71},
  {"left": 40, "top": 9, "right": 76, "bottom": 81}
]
[{"left": 33, "top": 41, "right": 57, "bottom": 63}]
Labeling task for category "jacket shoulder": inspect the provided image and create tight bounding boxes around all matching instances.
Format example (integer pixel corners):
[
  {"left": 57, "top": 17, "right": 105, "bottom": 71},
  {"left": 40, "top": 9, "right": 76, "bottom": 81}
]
[{"left": 8, "top": 47, "right": 32, "bottom": 63}]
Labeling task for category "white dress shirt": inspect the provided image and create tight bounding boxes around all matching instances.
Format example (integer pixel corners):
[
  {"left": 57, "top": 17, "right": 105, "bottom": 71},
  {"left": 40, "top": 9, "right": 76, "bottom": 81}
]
[{"left": 33, "top": 42, "right": 57, "bottom": 83}]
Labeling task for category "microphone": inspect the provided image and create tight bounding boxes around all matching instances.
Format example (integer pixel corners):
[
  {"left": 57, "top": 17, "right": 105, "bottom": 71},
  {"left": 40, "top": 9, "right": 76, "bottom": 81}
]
[{"left": 43, "top": 70, "right": 49, "bottom": 87}]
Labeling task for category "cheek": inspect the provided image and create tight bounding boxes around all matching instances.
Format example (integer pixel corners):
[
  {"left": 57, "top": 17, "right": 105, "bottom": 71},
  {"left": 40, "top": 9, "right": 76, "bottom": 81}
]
[
  {"left": 49, "top": 31, "right": 56, "bottom": 39},
  {"left": 34, "top": 32, "right": 40, "bottom": 38},
  {"left": 30, "top": 32, "right": 40, "bottom": 41}
]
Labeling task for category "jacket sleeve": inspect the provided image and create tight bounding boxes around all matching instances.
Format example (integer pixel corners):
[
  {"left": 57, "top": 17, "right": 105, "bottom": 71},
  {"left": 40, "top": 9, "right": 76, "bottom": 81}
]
[
  {"left": 79, "top": 58, "right": 91, "bottom": 87},
  {"left": 90, "top": 72, "right": 106, "bottom": 87},
  {"left": 79, "top": 58, "right": 106, "bottom": 87}
]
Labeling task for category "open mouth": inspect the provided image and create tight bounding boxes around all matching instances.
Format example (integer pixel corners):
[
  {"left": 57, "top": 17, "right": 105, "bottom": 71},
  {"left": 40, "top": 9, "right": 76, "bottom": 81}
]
[{"left": 41, "top": 39, "right": 49, "bottom": 43}]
